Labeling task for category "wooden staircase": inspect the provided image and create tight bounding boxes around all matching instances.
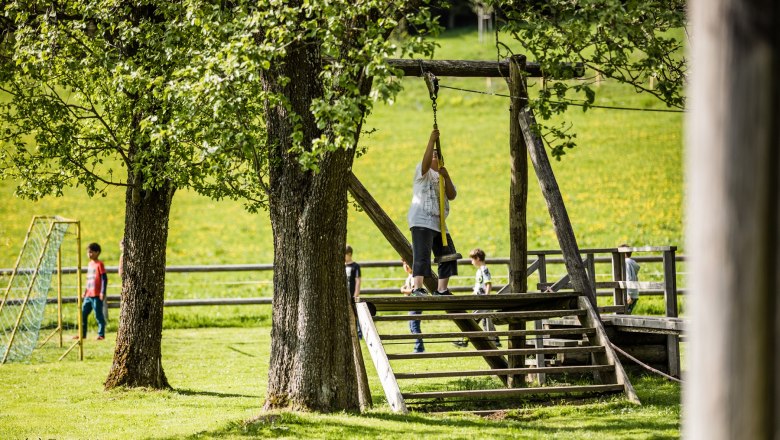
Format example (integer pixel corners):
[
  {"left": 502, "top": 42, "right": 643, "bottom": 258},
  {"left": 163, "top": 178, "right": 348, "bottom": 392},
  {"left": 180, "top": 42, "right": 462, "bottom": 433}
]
[{"left": 355, "top": 292, "right": 639, "bottom": 413}]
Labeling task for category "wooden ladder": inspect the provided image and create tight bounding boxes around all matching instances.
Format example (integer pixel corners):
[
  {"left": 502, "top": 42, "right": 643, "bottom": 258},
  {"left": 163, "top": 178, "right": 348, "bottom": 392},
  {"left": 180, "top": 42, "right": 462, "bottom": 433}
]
[{"left": 355, "top": 293, "right": 639, "bottom": 413}]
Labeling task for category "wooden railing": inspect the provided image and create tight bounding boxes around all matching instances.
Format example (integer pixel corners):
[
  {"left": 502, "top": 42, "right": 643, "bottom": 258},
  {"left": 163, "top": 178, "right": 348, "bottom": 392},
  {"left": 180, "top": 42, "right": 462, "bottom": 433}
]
[{"left": 0, "top": 246, "right": 683, "bottom": 316}]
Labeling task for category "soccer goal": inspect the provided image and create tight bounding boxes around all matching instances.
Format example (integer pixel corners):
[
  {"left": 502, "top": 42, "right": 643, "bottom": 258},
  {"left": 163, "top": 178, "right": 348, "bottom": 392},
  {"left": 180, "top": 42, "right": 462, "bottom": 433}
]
[{"left": 0, "top": 216, "right": 84, "bottom": 364}]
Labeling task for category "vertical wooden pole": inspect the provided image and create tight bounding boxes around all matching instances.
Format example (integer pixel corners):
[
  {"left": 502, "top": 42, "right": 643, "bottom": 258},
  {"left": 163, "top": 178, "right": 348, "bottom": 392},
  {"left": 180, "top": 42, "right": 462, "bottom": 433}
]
[
  {"left": 57, "top": 248, "right": 63, "bottom": 348},
  {"left": 507, "top": 54, "right": 528, "bottom": 295},
  {"left": 348, "top": 294, "right": 372, "bottom": 410},
  {"left": 663, "top": 248, "right": 679, "bottom": 318},
  {"left": 76, "top": 222, "right": 83, "bottom": 360},
  {"left": 534, "top": 254, "right": 547, "bottom": 384},
  {"left": 662, "top": 248, "right": 680, "bottom": 377},
  {"left": 586, "top": 253, "right": 596, "bottom": 296},
  {"left": 507, "top": 55, "right": 529, "bottom": 388},
  {"left": 611, "top": 251, "right": 625, "bottom": 311},
  {"left": 685, "top": 0, "right": 779, "bottom": 438}
]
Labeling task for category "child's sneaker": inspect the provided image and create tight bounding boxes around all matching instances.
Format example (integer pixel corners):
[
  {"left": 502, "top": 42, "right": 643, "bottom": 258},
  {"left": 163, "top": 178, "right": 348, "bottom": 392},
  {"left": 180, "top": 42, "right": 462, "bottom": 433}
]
[
  {"left": 433, "top": 289, "right": 452, "bottom": 296},
  {"left": 451, "top": 339, "right": 468, "bottom": 348},
  {"left": 96, "top": 336, "right": 105, "bottom": 341},
  {"left": 411, "top": 288, "right": 429, "bottom": 297}
]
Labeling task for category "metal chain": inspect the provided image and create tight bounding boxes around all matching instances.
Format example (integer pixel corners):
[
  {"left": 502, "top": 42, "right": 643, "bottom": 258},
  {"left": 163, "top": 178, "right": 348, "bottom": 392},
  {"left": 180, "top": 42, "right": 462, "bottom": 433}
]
[{"left": 431, "top": 98, "right": 438, "bottom": 128}]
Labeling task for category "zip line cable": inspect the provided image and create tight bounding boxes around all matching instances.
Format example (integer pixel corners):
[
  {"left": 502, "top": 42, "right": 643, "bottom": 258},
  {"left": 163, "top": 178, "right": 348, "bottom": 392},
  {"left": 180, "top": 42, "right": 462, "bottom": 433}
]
[{"left": 437, "top": 84, "right": 685, "bottom": 114}]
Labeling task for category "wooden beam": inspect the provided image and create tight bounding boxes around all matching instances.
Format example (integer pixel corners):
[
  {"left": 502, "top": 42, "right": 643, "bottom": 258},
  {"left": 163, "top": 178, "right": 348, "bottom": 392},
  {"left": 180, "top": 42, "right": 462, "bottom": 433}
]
[
  {"left": 347, "top": 173, "right": 413, "bottom": 265},
  {"left": 403, "top": 384, "right": 624, "bottom": 399},
  {"left": 373, "top": 309, "right": 586, "bottom": 322},
  {"left": 517, "top": 105, "right": 599, "bottom": 308},
  {"left": 507, "top": 54, "right": 529, "bottom": 294},
  {"left": 384, "top": 59, "right": 583, "bottom": 78},
  {"left": 577, "top": 296, "right": 640, "bottom": 404},
  {"left": 395, "top": 365, "right": 613, "bottom": 379},
  {"left": 355, "top": 303, "right": 407, "bottom": 414},
  {"left": 388, "top": 345, "right": 605, "bottom": 360},
  {"left": 378, "top": 327, "right": 596, "bottom": 340}
]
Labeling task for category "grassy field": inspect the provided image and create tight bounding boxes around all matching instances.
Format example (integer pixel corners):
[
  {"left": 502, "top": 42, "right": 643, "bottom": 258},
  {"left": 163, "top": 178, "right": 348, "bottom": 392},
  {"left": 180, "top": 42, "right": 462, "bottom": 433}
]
[
  {"left": 1, "top": 324, "right": 681, "bottom": 439},
  {"left": 0, "top": 27, "right": 684, "bottom": 438}
]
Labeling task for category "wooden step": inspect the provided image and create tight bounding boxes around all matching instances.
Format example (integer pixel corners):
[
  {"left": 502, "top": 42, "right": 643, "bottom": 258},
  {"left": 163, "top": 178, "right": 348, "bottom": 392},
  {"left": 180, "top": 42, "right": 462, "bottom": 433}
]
[
  {"left": 543, "top": 338, "right": 582, "bottom": 347},
  {"left": 374, "top": 309, "right": 585, "bottom": 322},
  {"left": 598, "top": 305, "right": 627, "bottom": 314},
  {"left": 402, "top": 384, "right": 625, "bottom": 400},
  {"left": 359, "top": 292, "right": 582, "bottom": 312},
  {"left": 379, "top": 327, "right": 596, "bottom": 340},
  {"left": 387, "top": 346, "right": 604, "bottom": 360},
  {"left": 395, "top": 365, "right": 615, "bottom": 379}
]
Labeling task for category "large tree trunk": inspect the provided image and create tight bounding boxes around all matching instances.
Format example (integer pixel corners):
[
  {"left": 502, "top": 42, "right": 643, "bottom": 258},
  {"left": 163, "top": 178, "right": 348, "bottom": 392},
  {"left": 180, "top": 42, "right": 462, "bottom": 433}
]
[
  {"left": 105, "top": 180, "right": 174, "bottom": 389},
  {"left": 261, "top": 41, "right": 360, "bottom": 412}
]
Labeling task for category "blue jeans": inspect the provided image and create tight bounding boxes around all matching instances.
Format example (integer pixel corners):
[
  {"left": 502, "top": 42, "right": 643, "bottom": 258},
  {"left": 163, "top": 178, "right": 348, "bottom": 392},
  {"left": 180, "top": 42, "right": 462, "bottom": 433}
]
[
  {"left": 81, "top": 297, "right": 106, "bottom": 337},
  {"left": 408, "top": 310, "right": 425, "bottom": 353}
]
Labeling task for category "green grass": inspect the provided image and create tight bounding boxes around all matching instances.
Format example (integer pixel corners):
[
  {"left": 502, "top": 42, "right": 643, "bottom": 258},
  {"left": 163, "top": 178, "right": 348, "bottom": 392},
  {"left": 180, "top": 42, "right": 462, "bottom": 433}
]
[{"left": 0, "top": 325, "right": 681, "bottom": 440}]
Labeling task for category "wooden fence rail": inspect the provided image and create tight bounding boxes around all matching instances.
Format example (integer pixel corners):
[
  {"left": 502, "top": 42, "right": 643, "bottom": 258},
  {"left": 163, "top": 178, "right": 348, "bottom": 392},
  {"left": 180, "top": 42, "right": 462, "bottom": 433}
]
[{"left": 1, "top": 247, "right": 684, "bottom": 313}]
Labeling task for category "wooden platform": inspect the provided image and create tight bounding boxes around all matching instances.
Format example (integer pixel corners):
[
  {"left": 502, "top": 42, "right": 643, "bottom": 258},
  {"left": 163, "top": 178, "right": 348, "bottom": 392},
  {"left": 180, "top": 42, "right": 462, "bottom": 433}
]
[
  {"left": 355, "top": 293, "right": 639, "bottom": 413},
  {"left": 547, "top": 314, "right": 687, "bottom": 335},
  {"left": 363, "top": 292, "right": 581, "bottom": 312}
]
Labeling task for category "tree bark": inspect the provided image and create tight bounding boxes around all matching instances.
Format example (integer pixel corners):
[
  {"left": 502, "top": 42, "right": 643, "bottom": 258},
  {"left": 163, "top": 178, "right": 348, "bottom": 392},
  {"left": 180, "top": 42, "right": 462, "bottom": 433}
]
[
  {"left": 105, "top": 181, "right": 174, "bottom": 389},
  {"left": 261, "top": 40, "right": 360, "bottom": 412}
]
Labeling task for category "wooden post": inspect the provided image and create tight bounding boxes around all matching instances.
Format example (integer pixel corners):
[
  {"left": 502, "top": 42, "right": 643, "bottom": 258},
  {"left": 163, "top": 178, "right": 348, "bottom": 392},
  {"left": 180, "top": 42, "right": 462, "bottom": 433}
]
[
  {"left": 57, "top": 248, "right": 63, "bottom": 347},
  {"left": 347, "top": 173, "right": 413, "bottom": 265},
  {"left": 685, "top": 0, "right": 779, "bottom": 438},
  {"left": 586, "top": 253, "right": 596, "bottom": 295},
  {"left": 507, "top": 55, "right": 528, "bottom": 295},
  {"left": 355, "top": 303, "right": 407, "bottom": 414},
  {"left": 506, "top": 55, "right": 529, "bottom": 388},
  {"left": 516, "top": 99, "right": 598, "bottom": 309},
  {"left": 612, "top": 251, "right": 626, "bottom": 311},
  {"left": 347, "top": 293, "right": 372, "bottom": 410},
  {"left": 662, "top": 248, "right": 678, "bottom": 318},
  {"left": 534, "top": 254, "right": 547, "bottom": 384},
  {"left": 662, "top": 248, "right": 680, "bottom": 378}
]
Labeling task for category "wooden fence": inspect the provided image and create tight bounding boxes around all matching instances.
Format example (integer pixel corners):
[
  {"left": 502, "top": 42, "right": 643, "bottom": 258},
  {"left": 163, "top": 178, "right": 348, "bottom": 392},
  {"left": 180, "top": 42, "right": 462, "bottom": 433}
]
[{"left": 1, "top": 246, "right": 684, "bottom": 317}]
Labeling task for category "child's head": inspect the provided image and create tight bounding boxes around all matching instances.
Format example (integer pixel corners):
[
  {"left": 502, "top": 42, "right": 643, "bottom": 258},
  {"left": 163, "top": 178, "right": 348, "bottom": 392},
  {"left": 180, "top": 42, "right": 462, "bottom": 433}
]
[
  {"left": 619, "top": 243, "right": 632, "bottom": 257},
  {"left": 87, "top": 242, "right": 102, "bottom": 259},
  {"left": 402, "top": 259, "right": 412, "bottom": 274},
  {"left": 345, "top": 244, "right": 353, "bottom": 261},
  {"left": 469, "top": 248, "right": 486, "bottom": 264}
]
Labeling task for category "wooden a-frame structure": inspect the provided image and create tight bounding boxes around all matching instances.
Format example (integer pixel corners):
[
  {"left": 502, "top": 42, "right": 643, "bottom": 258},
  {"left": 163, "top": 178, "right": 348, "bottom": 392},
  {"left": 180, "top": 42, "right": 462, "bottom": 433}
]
[
  {"left": 347, "top": 55, "right": 637, "bottom": 411},
  {"left": 350, "top": 55, "right": 597, "bottom": 311}
]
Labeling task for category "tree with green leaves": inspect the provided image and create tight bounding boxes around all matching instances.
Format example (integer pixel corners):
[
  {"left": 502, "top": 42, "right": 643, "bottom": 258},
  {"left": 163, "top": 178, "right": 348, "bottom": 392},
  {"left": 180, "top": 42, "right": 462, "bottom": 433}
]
[
  {"left": 204, "top": 1, "right": 439, "bottom": 412},
  {"left": 1, "top": 0, "right": 440, "bottom": 411},
  {"left": 490, "top": 0, "right": 687, "bottom": 157},
  {"left": 0, "top": 1, "right": 261, "bottom": 389}
]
